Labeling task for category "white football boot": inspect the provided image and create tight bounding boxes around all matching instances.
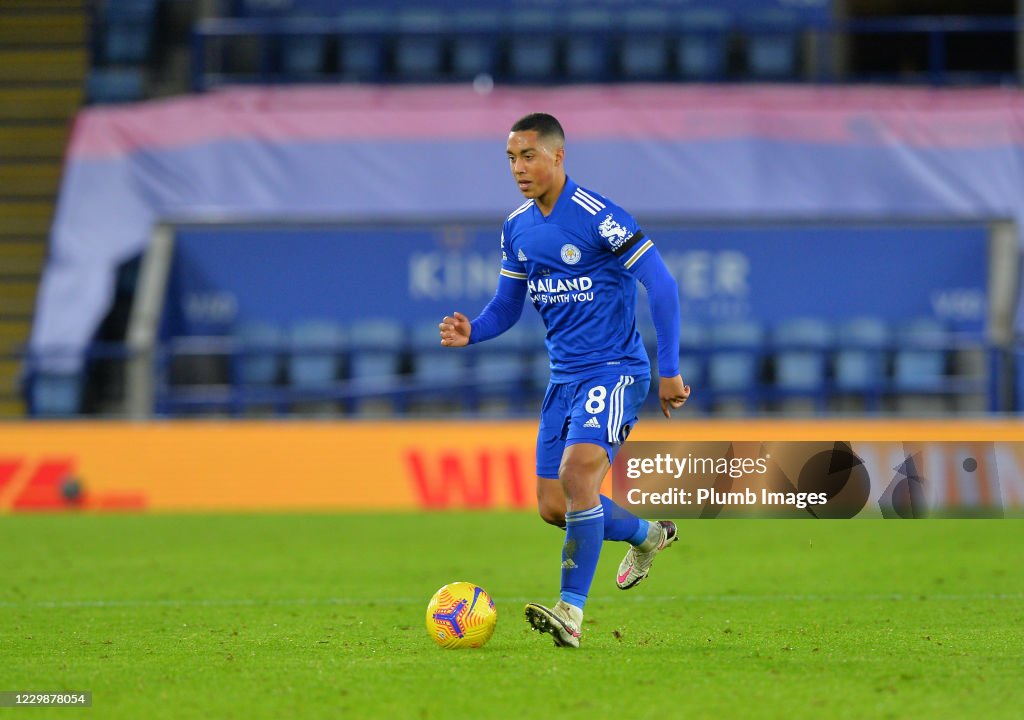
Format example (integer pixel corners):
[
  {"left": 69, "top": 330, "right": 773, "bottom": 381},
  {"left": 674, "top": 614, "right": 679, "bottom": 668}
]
[
  {"left": 524, "top": 600, "right": 583, "bottom": 648},
  {"left": 616, "top": 520, "right": 678, "bottom": 590}
]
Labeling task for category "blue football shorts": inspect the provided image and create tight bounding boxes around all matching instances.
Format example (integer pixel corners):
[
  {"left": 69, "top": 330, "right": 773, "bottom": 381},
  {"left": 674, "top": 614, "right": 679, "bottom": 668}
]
[{"left": 536, "top": 372, "right": 651, "bottom": 479}]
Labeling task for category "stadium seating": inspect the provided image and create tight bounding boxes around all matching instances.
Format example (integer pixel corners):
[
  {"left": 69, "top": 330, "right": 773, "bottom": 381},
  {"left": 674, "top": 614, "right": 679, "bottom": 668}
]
[
  {"left": 619, "top": 8, "right": 672, "bottom": 80},
  {"left": 707, "top": 318, "right": 766, "bottom": 412},
  {"left": 233, "top": 321, "right": 282, "bottom": 389},
  {"left": 676, "top": 8, "right": 731, "bottom": 80},
  {"left": 745, "top": 9, "right": 801, "bottom": 80},
  {"left": 508, "top": 10, "right": 559, "bottom": 82},
  {"left": 337, "top": 8, "right": 389, "bottom": 81},
  {"left": 99, "top": 0, "right": 156, "bottom": 65},
  {"left": 893, "top": 318, "right": 948, "bottom": 392},
  {"left": 286, "top": 319, "right": 345, "bottom": 414},
  {"left": 182, "top": 5, "right": 1019, "bottom": 88},
  {"left": 346, "top": 318, "right": 405, "bottom": 413},
  {"left": 58, "top": 4, "right": 1016, "bottom": 421},
  {"left": 30, "top": 371, "right": 82, "bottom": 417},
  {"left": 449, "top": 9, "right": 501, "bottom": 80},
  {"left": 394, "top": 8, "right": 446, "bottom": 82},
  {"left": 772, "top": 317, "right": 833, "bottom": 412},
  {"left": 281, "top": 18, "right": 328, "bottom": 78},
  {"left": 346, "top": 318, "right": 403, "bottom": 385},
  {"left": 410, "top": 322, "right": 469, "bottom": 410},
  {"left": 1017, "top": 349, "right": 1024, "bottom": 412},
  {"left": 470, "top": 323, "right": 530, "bottom": 411},
  {"left": 149, "top": 315, "right": 985, "bottom": 418},
  {"left": 564, "top": 9, "right": 613, "bottom": 83},
  {"left": 86, "top": 67, "right": 145, "bottom": 104},
  {"left": 287, "top": 319, "right": 344, "bottom": 390},
  {"left": 892, "top": 317, "right": 951, "bottom": 415},
  {"left": 833, "top": 316, "right": 890, "bottom": 411}
]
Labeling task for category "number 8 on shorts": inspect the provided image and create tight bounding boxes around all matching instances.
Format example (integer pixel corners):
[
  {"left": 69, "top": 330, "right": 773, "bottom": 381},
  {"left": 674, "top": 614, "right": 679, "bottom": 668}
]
[
  {"left": 569, "top": 373, "right": 650, "bottom": 450},
  {"left": 585, "top": 385, "right": 607, "bottom": 414}
]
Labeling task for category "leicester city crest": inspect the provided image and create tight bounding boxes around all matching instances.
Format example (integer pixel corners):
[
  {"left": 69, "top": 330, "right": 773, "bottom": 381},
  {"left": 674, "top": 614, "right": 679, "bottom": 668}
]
[{"left": 560, "top": 244, "right": 581, "bottom": 265}]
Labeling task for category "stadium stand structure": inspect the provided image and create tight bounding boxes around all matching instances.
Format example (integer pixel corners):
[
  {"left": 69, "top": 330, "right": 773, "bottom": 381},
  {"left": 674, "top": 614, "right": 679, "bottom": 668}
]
[
  {"left": 87, "top": 0, "right": 155, "bottom": 103},
  {"left": 833, "top": 316, "right": 890, "bottom": 413},
  {"left": 145, "top": 314, "right": 996, "bottom": 419},
  {"left": 0, "top": 0, "right": 88, "bottom": 418},
  {"left": 15, "top": 2, "right": 1022, "bottom": 418},
  {"left": 707, "top": 318, "right": 767, "bottom": 415},
  {"left": 188, "top": 3, "right": 1019, "bottom": 89},
  {"left": 771, "top": 317, "right": 834, "bottom": 414}
]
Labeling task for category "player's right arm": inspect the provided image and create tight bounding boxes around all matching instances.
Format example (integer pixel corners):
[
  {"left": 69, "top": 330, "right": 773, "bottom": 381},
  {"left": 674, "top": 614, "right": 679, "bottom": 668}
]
[{"left": 439, "top": 227, "right": 528, "bottom": 348}]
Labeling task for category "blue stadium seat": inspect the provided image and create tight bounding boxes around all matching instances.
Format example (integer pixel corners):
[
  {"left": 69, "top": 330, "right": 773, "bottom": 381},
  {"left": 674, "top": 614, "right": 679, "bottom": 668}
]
[
  {"left": 834, "top": 316, "right": 889, "bottom": 392},
  {"left": 86, "top": 68, "right": 145, "bottom": 104},
  {"left": 471, "top": 323, "right": 530, "bottom": 408},
  {"left": 676, "top": 9, "right": 730, "bottom": 80},
  {"left": 1016, "top": 349, "right": 1024, "bottom": 412},
  {"left": 619, "top": 8, "right": 671, "bottom": 80},
  {"left": 394, "top": 8, "right": 446, "bottom": 82},
  {"left": 31, "top": 372, "right": 82, "bottom": 418},
  {"left": 347, "top": 318, "right": 404, "bottom": 388},
  {"left": 281, "top": 18, "right": 327, "bottom": 78},
  {"left": 746, "top": 9, "right": 800, "bottom": 80},
  {"left": 772, "top": 317, "right": 833, "bottom": 412},
  {"left": 346, "top": 318, "right": 405, "bottom": 413},
  {"left": 565, "top": 9, "right": 612, "bottom": 82},
  {"left": 338, "top": 8, "right": 389, "bottom": 81},
  {"left": 234, "top": 321, "right": 282, "bottom": 388},
  {"left": 508, "top": 10, "right": 559, "bottom": 81},
  {"left": 708, "top": 319, "right": 765, "bottom": 404},
  {"left": 410, "top": 323, "right": 469, "bottom": 406},
  {"left": 450, "top": 9, "right": 501, "bottom": 80},
  {"left": 893, "top": 318, "right": 948, "bottom": 392},
  {"left": 288, "top": 319, "right": 345, "bottom": 390},
  {"left": 102, "top": 0, "right": 156, "bottom": 64},
  {"left": 773, "top": 317, "right": 833, "bottom": 390}
]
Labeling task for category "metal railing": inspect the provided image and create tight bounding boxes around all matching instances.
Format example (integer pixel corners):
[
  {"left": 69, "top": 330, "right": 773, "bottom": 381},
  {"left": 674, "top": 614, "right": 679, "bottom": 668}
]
[{"left": 14, "top": 331, "right": 1015, "bottom": 418}]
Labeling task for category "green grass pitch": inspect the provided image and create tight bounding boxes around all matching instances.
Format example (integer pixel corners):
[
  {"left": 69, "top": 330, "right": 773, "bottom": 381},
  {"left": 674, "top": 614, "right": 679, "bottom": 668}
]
[{"left": 1, "top": 514, "right": 1021, "bottom": 719}]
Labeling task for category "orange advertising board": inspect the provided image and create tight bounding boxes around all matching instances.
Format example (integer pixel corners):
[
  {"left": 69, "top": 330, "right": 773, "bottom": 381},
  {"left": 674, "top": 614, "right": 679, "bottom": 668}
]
[{"left": 1, "top": 419, "right": 1023, "bottom": 512}]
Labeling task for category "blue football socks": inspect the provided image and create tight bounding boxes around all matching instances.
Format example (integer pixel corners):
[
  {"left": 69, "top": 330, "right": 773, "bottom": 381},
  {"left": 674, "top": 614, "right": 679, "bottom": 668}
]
[
  {"left": 601, "top": 494, "right": 650, "bottom": 546},
  {"left": 560, "top": 504, "right": 605, "bottom": 610}
]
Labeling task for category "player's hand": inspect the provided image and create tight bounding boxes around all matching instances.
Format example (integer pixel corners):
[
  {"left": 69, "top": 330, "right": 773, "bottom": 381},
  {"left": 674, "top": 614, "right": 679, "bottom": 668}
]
[
  {"left": 439, "top": 311, "right": 471, "bottom": 348},
  {"left": 659, "top": 375, "right": 691, "bottom": 419}
]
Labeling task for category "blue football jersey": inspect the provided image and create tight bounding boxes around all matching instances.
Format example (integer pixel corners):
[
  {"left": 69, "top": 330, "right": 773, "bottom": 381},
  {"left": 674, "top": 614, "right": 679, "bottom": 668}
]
[{"left": 499, "top": 177, "right": 657, "bottom": 383}]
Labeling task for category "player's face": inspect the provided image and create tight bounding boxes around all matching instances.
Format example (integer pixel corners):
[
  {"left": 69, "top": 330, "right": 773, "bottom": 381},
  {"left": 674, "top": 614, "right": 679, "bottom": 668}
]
[{"left": 507, "top": 131, "right": 565, "bottom": 206}]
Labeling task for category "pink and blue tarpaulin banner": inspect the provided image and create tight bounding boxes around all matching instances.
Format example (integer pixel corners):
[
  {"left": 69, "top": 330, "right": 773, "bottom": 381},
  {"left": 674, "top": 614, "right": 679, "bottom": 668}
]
[{"left": 31, "top": 85, "right": 1024, "bottom": 370}]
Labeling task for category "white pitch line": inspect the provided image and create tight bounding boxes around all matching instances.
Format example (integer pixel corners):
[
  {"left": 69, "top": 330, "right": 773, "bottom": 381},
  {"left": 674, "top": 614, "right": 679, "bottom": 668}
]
[{"left": 0, "top": 593, "right": 1020, "bottom": 610}]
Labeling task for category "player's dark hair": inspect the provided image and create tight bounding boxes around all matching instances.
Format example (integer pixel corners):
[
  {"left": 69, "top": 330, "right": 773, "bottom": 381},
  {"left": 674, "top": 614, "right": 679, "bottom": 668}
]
[{"left": 510, "top": 113, "right": 565, "bottom": 144}]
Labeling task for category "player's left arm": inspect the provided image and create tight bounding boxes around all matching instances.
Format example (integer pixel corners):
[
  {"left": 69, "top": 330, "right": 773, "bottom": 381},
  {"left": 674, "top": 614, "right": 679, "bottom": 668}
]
[
  {"left": 629, "top": 246, "right": 691, "bottom": 417},
  {"left": 593, "top": 202, "right": 690, "bottom": 416},
  {"left": 591, "top": 206, "right": 689, "bottom": 417}
]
